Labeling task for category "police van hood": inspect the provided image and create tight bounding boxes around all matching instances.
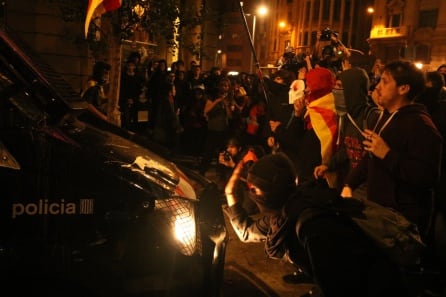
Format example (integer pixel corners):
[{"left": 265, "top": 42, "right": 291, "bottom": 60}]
[
  {"left": 0, "top": 27, "right": 197, "bottom": 200},
  {"left": 61, "top": 115, "right": 197, "bottom": 200}
]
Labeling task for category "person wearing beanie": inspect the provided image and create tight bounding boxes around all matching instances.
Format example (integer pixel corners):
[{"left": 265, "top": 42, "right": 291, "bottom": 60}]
[
  {"left": 245, "top": 153, "right": 297, "bottom": 212},
  {"left": 223, "top": 153, "right": 410, "bottom": 297}
]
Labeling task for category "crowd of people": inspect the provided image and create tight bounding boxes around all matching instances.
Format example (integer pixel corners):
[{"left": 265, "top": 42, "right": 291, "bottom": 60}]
[
  {"left": 80, "top": 39, "right": 446, "bottom": 297},
  {"left": 223, "top": 59, "right": 446, "bottom": 297}
]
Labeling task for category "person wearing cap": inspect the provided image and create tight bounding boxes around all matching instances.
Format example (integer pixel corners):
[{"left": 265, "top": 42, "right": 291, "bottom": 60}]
[{"left": 224, "top": 152, "right": 409, "bottom": 297}]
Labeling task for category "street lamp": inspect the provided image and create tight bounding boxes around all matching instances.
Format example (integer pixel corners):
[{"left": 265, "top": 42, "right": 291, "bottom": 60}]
[
  {"left": 245, "top": 4, "right": 268, "bottom": 74},
  {"left": 214, "top": 49, "right": 222, "bottom": 67}
]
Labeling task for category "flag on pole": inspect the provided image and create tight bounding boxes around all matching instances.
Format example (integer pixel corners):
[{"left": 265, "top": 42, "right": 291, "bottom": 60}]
[{"left": 85, "top": 0, "right": 122, "bottom": 38}]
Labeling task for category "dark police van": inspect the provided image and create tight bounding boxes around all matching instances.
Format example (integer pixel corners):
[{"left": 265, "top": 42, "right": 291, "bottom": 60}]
[{"left": 0, "top": 26, "right": 227, "bottom": 297}]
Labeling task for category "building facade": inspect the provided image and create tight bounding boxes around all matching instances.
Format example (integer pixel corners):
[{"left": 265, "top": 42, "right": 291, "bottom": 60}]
[
  {"left": 219, "top": 0, "right": 446, "bottom": 73},
  {"left": 368, "top": 0, "right": 446, "bottom": 71}
]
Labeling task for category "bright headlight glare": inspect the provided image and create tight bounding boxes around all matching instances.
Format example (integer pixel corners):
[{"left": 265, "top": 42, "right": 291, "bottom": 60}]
[
  {"left": 174, "top": 211, "right": 196, "bottom": 247},
  {"left": 155, "top": 198, "right": 197, "bottom": 256}
]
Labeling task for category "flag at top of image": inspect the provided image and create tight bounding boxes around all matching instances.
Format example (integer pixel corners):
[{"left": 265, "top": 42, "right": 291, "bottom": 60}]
[{"left": 85, "top": 0, "right": 122, "bottom": 38}]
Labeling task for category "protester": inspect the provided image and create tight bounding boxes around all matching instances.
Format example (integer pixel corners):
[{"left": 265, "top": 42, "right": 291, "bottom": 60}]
[
  {"left": 179, "top": 84, "right": 208, "bottom": 156},
  {"left": 313, "top": 67, "right": 381, "bottom": 196},
  {"left": 199, "top": 77, "right": 233, "bottom": 177},
  {"left": 152, "top": 82, "right": 181, "bottom": 150},
  {"left": 341, "top": 61, "right": 443, "bottom": 240},
  {"left": 218, "top": 137, "right": 264, "bottom": 214},
  {"left": 291, "top": 66, "right": 338, "bottom": 187},
  {"left": 119, "top": 57, "right": 145, "bottom": 131},
  {"left": 437, "top": 64, "right": 446, "bottom": 84},
  {"left": 81, "top": 60, "right": 111, "bottom": 121},
  {"left": 224, "top": 153, "right": 409, "bottom": 297},
  {"left": 244, "top": 92, "right": 268, "bottom": 148},
  {"left": 415, "top": 71, "right": 446, "bottom": 274},
  {"left": 264, "top": 69, "right": 296, "bottom": 151}
]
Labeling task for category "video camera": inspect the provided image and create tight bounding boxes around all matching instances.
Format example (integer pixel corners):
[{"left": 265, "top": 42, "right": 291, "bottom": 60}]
[
  {"left": 223, "top": 151, "right": 231, "bottom": 162},
  {"left": 319, "top": 27, "right": 337, "bottom": 41}
]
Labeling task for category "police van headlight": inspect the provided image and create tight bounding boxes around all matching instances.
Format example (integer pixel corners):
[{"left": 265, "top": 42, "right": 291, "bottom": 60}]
[{"left": 154, "top": 198, "right": 197, "bottom": 256}]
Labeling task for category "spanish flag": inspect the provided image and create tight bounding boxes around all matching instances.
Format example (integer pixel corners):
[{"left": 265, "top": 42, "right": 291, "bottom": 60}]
[
  {"left": 305, "top": 92, "right": 338, "bottom": 188},
  {"left": 85, "top": 0, "right": 122, "bottom": 38}
]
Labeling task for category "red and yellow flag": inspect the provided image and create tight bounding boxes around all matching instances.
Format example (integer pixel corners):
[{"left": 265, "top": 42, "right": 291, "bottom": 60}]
[
  {"left": 85, "top": 0, "right": 122, "bottom": 38},
  {"left": 305, "top": 92, "right": 338, "bottom": 188}
]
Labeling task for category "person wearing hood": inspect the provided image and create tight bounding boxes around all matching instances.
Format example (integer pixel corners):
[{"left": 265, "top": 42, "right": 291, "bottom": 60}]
[
  {"left": 263, "top": 69, "right": 305, "bottom": 168},
  {"left": 264, "top": 68, "right": 296, "bottom": 145},
  {"left": 313, "top": 67, "right": 381, "bottom": 196},
  {"left": 288, "top": 66, "right": 338, "bottom": 187},
  {"left": 223, "top": 153, "right": 410, "bottom": 297},
  {"left": 341, "top": 61, "right": 443, "bottom": 240}
]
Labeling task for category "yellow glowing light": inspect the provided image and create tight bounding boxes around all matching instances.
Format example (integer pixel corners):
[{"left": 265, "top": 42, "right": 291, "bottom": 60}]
[
  {"left": 415, "top": 62, "right": 423, "bottom": 70},
  {"left": 133, "top": 4, "right": 145, "bottom": 17},
  {"left": 173, "top": 209, "right": 196, "bottom": 255},
  {"left": 257, "top": 5, "right": 268, "bottom": 16}
]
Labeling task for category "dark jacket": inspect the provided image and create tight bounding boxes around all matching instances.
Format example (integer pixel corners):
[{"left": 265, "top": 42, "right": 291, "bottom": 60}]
[
  {"left": 328, "top": 68, "right": 381, "bottom": 189},
  {"left": 344, "top": 103, "right": 443, "bottom": 235},
  {"left": 224, "top": 181, "right": 408, "bottom": 297}
]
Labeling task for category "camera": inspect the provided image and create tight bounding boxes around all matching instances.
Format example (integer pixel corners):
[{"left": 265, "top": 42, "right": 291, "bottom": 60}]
[
  {"left": 223, "top": 151, "right": 231, "bottom": 162},
  {"left": 320, "top": 27, "right": 334, "bottom": 41}
]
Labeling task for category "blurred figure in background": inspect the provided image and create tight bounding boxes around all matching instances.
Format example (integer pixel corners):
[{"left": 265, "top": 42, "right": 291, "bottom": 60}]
[
  {"left": 81, "top": 60, "right": 111, "bottom": 121},
  {"left": 199, "top": 77, "right": 233, "bottom": 177},
  {"left": 119, "top": 56, "right": 145, "bottom": 132},
  {"left": 179, "top": 84, "right": 208, "bottom": 156}
]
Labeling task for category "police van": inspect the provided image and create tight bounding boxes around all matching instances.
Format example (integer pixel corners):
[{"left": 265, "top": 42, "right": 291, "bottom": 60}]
[{"left": 0, "top": 26, "right": 227, "bottom": 297}]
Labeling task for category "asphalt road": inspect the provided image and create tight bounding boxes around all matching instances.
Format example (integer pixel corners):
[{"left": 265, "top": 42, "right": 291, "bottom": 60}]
[{"left": 221, "top": 212, "right": 315, "bottom": 297}]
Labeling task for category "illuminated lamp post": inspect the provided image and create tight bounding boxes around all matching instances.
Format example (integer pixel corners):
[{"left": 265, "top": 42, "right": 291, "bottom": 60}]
[{"left": 245, "top": 4, "right": 268, "bottom": 74}]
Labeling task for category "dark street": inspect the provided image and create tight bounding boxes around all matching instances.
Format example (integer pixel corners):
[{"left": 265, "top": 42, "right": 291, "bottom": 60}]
[{"left": 222, "top": 211, "right": 315, "bottom": 297}]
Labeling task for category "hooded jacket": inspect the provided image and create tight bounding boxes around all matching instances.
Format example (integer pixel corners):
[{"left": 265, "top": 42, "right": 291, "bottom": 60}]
[
  {"left": 327, "top": 67, "right": 381, "bottom": 188},
  {"left": 344, "top": 103, "right": 442, "bottom": 235}
]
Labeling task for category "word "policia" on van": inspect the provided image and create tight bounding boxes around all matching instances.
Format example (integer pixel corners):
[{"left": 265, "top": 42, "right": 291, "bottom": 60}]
[{"left": 12, "top": 199, "right": 94, "bottom": 218}]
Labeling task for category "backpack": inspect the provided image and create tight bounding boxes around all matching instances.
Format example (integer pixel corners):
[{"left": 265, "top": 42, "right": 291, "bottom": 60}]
[
  {"left": 294, "top": 193, "right": 426, "bottom": 267},
  {"left": 348, "top": 198, "right": 426, "bottom": 267}
]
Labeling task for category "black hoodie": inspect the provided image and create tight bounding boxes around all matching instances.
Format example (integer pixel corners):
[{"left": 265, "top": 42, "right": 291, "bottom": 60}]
[
  {"left": 344, "top": 103, "right": 442, "bottom": 235},
  {"left": 327, "top": 67, "right": 380, "bottom": 188}
]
